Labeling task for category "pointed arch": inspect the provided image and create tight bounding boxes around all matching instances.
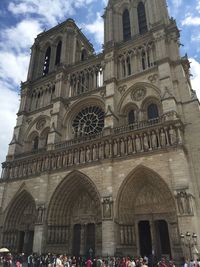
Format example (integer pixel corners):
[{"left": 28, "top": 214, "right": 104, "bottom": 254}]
[
  {"left": 116, "top": 165, "right": 177, "bottom": 223},
  {"left": 137, "top": 2, "right": 148, "bottom": 35},
  {"left": 4, "top": 189, "right": 36, "bottom": 229},
  {"left": 123, "top": 9, "right": 131, "bottom": 41},
  {"left": 47, "top": 170, "right": 102, "bottom": 225},
  {"left": 43, "top": 46, "right": 51, "bottom": 76},
  {"left": 55, "top": 40, "right": 62, "bottom": 65}
]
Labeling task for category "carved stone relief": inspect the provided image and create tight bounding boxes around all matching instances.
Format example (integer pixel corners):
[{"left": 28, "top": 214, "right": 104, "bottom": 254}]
[
  {"left": 176, "top": 191, "right": 193, "bottom": 216},
  {"left": 131, "top": 87, "right": 146, "bottom": 102},
  {"left": 102, "top": 197, "right": 113, "bottom": 219}
]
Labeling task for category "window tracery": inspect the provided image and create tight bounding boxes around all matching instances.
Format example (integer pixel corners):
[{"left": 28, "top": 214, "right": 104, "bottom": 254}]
[
  {"left": 123, "top": 9, "right": 131, "bottom": 41},
  {"left": 137, "top": 2, "right": 148, "bottom": 35},
  {"left": 43, "top": 47, "right": 51, "bottom": 76},
  {"left": 72, "top": 106, "right": 104, "bottom": 137},
  {"left": 55, "top": 41, "right": 62, "bottom": 65},
  {"left": 147, "top": 103, "right": 159, "bottom": 120}
]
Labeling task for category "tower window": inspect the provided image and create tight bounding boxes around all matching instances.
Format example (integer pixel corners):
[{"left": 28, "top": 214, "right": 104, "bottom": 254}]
[
  {"left": 43, "top": 47, "right": 51, "bottom": 76},
  {"left": 123, "top": 9, "right": 131, "bottom": 41},
  {"left": 147, "top": 104, "right": 159, "bottom": 120},
  {"left": 32, "top": 136, "right": 39, "bottom": 150},
  {"left": 81, "top": 49, "right": 87, "bottom": 61},
  {"left": 128, "top": 110, "right": 136, "bottom": 124},
  {"left": 137, "top": 2, "right": 148, "bottom": 35},
  {"left": 127, "top": 57, "right": 131, "bottom": 76},
  {"left": 55, "top": 41, "right": 62, "bottom": 65}
]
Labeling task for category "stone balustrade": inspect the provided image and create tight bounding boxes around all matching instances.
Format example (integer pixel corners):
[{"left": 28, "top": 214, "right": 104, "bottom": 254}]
[{"left": 1, "top": 116, "right": 183, "bottom": 181}]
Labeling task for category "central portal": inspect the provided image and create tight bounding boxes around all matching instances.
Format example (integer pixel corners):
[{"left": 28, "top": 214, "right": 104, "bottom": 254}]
[
  {"left": 138, "top": 220, "right": 171, "bottom": 258},
  {"left": 73, "top": 223, "right": 95, "bottom": 256},
  {"left": 139, "top": 221, "right": 152, "bottom": 257}
]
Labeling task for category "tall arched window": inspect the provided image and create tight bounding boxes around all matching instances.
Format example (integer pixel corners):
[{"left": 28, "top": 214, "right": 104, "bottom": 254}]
[
  {"left": 32, "top": 136, "right": 39, "bottom": 150},
  {"left": 128, "top": 110, "right": 136, "bottom": 124},
  {"left": 81, "top": 49, "right": 87, "bottom": 61},
  {"left": 55, "top": 41, "right": 62, "bottom": 65},
  {"left": 137, "top": 2, "right": 148, "bottom": 35},
  {"left": 43, "top": 47, "right": 51, "bottom": 76},
  {"left": 147, "top": 104, "right": 159, "bottom": 120},
  {"left": 123, "top": 9, "right": 131, "bottom": 41},
  {"left": 127, "top": 57, "right": 131, "bottom": 76}
]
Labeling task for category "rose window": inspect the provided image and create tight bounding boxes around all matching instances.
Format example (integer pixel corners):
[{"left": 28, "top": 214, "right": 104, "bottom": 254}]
[{"left": 72, "top": 106, "right": 104, "bottom": 136}]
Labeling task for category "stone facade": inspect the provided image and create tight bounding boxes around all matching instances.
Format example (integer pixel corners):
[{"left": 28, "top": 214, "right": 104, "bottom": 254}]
[{"left": 1, "top": 0, "right": 200, "bottom": 261}]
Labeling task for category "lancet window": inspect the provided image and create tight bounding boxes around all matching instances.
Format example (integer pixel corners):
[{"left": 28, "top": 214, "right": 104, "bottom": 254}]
[
  {"left": 43, "top": 47, "right": 51, "bottom": 76},
  {"left": 128, "top": 110, "right": 136, "bottom": 125},
  {"left": 55, "top": 41, "right": 62, "bottom": 65},
  {"left": 137, "top": 2, "right": 148, "bottom": 35},
  {"left": 123, "top": 9, "right": 131, "bottom": 41},
  {"left": 147, "top": 103, "right": 159, "bottom": 120},
  {"left": 32, "top": 136, "right": 39, "bottom": 150}
]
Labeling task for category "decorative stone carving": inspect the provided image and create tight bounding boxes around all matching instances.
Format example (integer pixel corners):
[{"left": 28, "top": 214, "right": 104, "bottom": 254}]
[
  {"left": 118, "top": 85, "right": 127, "bottom": 95},
  {"left": 36, "top": 119, "right": 46, "bottom": 130},
  {"left": 176, "top": 191, "right": 193, "bottom": 215},
  {"left": 169, "top": 126, "right": 177, "bottom": 145},
  {"left": 37, "top": 205, "right": 45, "bottom": 224},
  {"left": 160, "top": 129, "right": 166, "bottom": 147},
  {"left": 148, "top": 74, "right": 158, "bottom": 83},
  {"left": 102, "top": 197, "right": 112, "bottom": 219},
  {"left": 131, "top": 87, "right": 146, "bottom": 102}
]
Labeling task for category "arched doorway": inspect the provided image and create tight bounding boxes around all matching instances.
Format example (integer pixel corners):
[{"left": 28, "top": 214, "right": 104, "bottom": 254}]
[
  {"left": 116, "top": 166, "right": 181, "bottom": 260},
  {"left": 46, "top": 171, "right": 102, "bottom": 256},
  {"left": 3, "top": 190, "right": 36, "bottom": 254}
]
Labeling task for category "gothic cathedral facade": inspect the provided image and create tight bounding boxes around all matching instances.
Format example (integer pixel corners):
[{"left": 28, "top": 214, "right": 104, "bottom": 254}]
[{"left": 1, "top": 0, "right": 200, "bottom": 261}]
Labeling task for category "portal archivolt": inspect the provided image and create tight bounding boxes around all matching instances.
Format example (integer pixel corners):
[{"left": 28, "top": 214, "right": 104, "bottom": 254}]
[
  {"left": 46, "top": 171, "right": 102, "bottom": 255},
  {"left": 3, "top": 190, "right": 36, "bottom": 254},
  {"left": 116, "top": 166, "right": 179, "bottom": 259}
]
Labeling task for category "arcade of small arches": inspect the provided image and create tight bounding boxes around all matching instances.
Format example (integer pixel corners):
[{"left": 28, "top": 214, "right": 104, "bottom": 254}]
[{"left": 1, "top": 167, "right": 182, "bottom": 259}]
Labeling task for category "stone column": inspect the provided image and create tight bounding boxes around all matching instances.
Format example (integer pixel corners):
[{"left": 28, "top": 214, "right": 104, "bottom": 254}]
[{"left": 80, "top": 224, "right": 86, "bottom": 256}]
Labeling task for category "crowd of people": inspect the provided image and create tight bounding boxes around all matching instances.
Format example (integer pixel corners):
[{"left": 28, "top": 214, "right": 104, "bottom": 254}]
[{"left": 1, "top": 253, "right": 200, "bottom": 267}]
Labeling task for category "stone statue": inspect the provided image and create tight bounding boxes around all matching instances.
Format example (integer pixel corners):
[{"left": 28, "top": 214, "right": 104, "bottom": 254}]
[
  {"left": 86, "top": 146, "right": 91, "bottom": 162},
  {"left": 80, "top": 148, "right": 85, "bottom": 163},
  {"left": 37, "top": 206, "right": 44, "bottom": 223},
  {"left": 92, "top": 144, "right": 97, "bottom": 161},
  {"left": 99, "top": 143, "right": 104, "bottom": 159},
  {"left": 127, "top": 136, "right": 133, "bottom": 154},
  {"left": 151, "top": 131, "right": 157, "bottom": 149},
  {"left": 143, "top": 133, "right": 149, "bottom": 151},
  {"left": 103, "top": 198, "right": 112, "bottom": 218},
  {"left": 74, "top": 149, "right": 78, "bottom": 164},
  {"left": 169, "top": 126, "right": 177, "bottom": 145},
  {"left": 113, "top": 140, "right": 118, "bottom": 156},
  {"left": 160, "top": 129, "right": 166, "bottom": 147},
  {"left": 120, "top": 138, "right": 125, "bottom": 155},
  {"left": 135, "top": 135, "right": 141, "bottom": 152},
  {"left": 105, "top": 141, "right": 110, "bottom": 158}
]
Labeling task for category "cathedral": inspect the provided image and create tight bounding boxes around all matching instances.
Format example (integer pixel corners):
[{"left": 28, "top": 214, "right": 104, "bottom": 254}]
[{"left": 1, "top": 0, "right": 200, "bottom": 261}]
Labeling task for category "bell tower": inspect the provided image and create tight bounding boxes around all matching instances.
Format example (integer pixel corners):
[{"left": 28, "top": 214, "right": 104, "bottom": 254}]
[{"left": 104, "top": 0, "right": 170, "bottom": 46}]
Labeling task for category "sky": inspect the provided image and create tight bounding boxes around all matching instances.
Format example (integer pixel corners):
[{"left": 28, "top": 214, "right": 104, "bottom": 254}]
[{"left": 0, "top": 0, "right": 200, "bottom": 172}]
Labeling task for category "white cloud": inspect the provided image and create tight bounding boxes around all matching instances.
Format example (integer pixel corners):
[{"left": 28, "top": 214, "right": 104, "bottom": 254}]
[
  {"left": 8, "top": 0, "right": 97, "bottom": 27},
  {"left": 182, "top": 15, "right": 200, "bottom": 26},
  {"left": 83, "top": 12, "right": 104, "bottom": 47},
  {"left": 0, "top": 83, "right": 19, "bottom": 175},
  {"left": 190, "top": 58, "right": 200, "bottom": 100},
  {"left": 0, "top": 19, "right": 42, "bottom": 52},
  {"left": 171, "top": 0, "right": 183, "bottom": 8}
]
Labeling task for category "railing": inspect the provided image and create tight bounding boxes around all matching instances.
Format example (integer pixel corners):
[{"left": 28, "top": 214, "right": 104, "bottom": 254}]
[{"left": 1, "top": 114, "right": 183, "bottom": 181}]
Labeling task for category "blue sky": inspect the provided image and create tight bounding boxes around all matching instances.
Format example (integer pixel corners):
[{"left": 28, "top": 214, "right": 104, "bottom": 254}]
[{"left": 0, "top": 0, "right": 200, "bottom": 171}]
